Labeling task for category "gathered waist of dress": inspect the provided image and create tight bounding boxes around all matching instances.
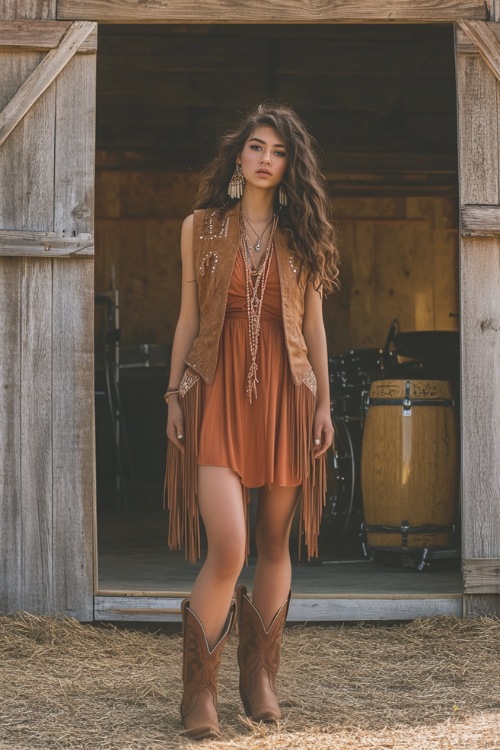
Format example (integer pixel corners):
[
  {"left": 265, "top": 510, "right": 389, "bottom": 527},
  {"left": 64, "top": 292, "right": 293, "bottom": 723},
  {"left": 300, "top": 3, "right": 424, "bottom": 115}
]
[{"left": 224, "top": 309, "right": 283, "bottom": 324}]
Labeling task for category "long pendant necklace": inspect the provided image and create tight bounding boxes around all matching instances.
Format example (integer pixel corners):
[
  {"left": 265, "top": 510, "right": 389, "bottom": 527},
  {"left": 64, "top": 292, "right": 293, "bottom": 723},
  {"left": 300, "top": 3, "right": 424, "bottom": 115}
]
[
  {"left": 239, "top": 210, "right": 278, "bottom": 403},
  {"left": 241, "top": 211, "right": 274, "bottom": 252}
]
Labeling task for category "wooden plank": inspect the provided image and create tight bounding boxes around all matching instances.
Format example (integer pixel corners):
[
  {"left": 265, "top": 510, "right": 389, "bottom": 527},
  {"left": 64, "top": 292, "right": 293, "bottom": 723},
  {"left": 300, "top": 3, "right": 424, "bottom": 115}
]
[
  {"left": 463, "top": 594, "right": 500, "bottom": 616},
  {"left": 0, "top": 261, "right": 22, "bottom": 614},
  {"left": 459, "top": 20, "right": 500, "bottom": 84},
  {"left": 20, "top": 259, "right": 55, "bottom": 613},
  {"left": 0, "top": 21, "right": 96, "bottom": 148},
  {"left": 488, "top": 1, "right": 500, "bottom": 22},
  {"left": 459, "top": 237, "right": 500, "bottom": 561},
  {"left": 461, "top": 204, "right": 500, "bottom": 235},
  {"left": 455, "top": 22, "right": 500, "bottom": 53},
  {"left": 0, "top": 230, "right": 94, "bottom": 256},
  {"left": 0, "top": 21, "right": 97, "bottom": 51},
  {"left": 52, "top": 53, "right": 96, "bottom": 620},
  {"left": 94, "top": 595, "right": 463, "bottom": 622},
  {"left": 2, "top": 1, "right": 56, "bottom": 20},
  {"left": 463, "top": 558, "right": 500, "bottom": 593},
  {"left": 456, "top": 44, "right": 499, "bottom": 205},
  {"left": 56, "top": 0, "right": 486, "bottom": 23}
]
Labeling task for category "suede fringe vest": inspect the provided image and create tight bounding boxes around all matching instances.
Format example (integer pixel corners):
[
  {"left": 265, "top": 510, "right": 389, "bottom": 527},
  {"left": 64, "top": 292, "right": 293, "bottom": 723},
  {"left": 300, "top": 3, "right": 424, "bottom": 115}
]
[{"left": 165, "top": 205, "right": 326, "bottom": 563}]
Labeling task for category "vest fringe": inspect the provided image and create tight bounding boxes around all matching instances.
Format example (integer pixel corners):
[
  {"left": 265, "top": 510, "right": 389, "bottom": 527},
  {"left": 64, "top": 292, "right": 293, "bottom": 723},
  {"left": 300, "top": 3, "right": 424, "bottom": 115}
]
[
  {"left": 165, "top": 371, "right": 326, "bottom": 563},
  {"left": 288, "top": 382, "right": 327, "bottom": 560}
]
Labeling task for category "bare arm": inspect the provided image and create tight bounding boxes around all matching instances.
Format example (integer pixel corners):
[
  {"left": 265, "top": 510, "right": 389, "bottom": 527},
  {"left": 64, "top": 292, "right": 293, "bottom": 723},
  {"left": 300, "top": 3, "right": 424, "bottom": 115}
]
[
  {"left": 166, "top": 214, "right": 199, "bottom": 451},
  {"left": 302, "top": 283, "right": 334, "bottom": 457}
]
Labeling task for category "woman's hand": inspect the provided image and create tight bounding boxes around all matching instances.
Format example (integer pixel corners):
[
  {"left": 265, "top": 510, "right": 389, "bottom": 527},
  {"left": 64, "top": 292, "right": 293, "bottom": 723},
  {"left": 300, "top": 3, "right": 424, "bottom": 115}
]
[
  {"left": 166, "top": 397, "right": 185, "bottom": 453},
  {"left": 313, "top": 404, "right": 334, "bottom": 457}
]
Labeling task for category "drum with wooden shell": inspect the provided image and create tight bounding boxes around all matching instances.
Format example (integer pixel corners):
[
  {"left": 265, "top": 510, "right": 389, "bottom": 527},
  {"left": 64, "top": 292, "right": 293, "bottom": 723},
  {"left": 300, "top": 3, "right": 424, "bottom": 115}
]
[{"left": 361, "top": 379, "right": 459, "bottom": 552}]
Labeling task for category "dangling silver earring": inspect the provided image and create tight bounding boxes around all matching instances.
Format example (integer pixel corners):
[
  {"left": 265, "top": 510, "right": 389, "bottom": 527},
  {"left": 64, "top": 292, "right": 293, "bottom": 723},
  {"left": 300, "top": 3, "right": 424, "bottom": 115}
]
[
  {"left": 278, "top": 183, "right": 288, "bottom": 207},
  {"left": 228, "top": 163, "right": 245, "bottom": 199}
]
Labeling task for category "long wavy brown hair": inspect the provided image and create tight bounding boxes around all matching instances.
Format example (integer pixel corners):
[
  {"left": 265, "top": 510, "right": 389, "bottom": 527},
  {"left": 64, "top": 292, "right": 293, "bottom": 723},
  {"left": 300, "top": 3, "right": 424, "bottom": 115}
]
[{"left": 194, "top": 102, "right": 339, "bottom": 294}]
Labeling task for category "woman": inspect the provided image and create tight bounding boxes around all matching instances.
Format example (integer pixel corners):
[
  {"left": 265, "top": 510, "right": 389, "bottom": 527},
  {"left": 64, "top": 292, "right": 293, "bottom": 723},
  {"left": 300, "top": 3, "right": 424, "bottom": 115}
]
[{"left": 165, "top": 102, "right": 339, "bottom": 739}]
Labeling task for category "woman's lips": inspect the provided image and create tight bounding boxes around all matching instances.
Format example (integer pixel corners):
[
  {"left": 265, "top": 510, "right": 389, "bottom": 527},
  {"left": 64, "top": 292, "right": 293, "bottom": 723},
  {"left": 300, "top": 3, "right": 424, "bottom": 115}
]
[{"left": 256, "top": 169, "right": 272, "bottom": 176}]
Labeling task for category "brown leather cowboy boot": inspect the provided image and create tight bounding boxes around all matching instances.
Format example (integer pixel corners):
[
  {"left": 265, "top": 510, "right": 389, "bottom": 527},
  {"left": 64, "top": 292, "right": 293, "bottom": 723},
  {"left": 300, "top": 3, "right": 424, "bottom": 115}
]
[
  {"left": 180, "top": 599, "right": 235, "bottom": 739},
  {"left": 236, "top": 584, "right": 290, "bottom": 722}
]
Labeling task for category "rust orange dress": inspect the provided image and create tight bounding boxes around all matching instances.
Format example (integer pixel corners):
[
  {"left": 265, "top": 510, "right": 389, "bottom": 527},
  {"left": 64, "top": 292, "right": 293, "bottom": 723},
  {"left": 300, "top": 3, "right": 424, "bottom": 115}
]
[
  {"left": 197, "top": 249, "right": 301, "bottom": 488},
  {"left": 166, "top": 232, "right": 325, "bottom": 563}
]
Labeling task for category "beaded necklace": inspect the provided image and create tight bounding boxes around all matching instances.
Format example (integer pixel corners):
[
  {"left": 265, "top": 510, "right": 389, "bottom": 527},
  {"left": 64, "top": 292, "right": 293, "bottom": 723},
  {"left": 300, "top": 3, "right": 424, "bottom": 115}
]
[{"left": 239, "top": 210, "right": 279, "bottom": 403}]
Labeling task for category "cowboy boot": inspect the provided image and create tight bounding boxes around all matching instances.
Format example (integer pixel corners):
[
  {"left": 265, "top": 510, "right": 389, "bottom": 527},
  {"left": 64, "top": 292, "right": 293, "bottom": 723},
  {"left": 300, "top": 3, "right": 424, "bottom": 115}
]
[
  {"left": 236, "top": 584, "right": 290, "bottom": 722},
  {"left": 180, "top": 599, "right": 235, "bottom": 739}
]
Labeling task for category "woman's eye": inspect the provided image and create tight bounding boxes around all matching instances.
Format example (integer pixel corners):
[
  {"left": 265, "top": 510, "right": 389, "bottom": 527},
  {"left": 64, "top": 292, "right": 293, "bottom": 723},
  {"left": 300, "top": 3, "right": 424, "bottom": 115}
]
[
  {"left": 250, "top": 144, "right": 262, "bottom": 151},
  {"left": 275, "top": 151, "right": 286, "bottom": 158}
]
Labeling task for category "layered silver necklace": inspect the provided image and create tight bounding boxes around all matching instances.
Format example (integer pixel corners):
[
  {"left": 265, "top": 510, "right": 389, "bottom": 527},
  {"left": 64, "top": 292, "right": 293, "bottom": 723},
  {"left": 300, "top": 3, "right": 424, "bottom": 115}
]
[{"left": 241, "top": 210, "right": 274, "bottom": 252}]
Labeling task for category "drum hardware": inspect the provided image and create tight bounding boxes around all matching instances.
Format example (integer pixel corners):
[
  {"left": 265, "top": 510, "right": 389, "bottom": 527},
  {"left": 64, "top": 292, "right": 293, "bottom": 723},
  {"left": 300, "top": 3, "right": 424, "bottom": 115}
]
[
  {"left": 403, "top": 381, "right": 411, "bottom": 416},
  {"left": 363, "top": 521, "right": 456, "bottom": 549}
]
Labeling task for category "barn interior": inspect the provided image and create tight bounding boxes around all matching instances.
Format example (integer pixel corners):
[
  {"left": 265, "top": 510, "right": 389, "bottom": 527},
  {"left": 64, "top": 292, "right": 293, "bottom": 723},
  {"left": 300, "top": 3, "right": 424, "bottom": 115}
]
[{"left": 94, "top": 23, "right": 462, "bottom": 601}]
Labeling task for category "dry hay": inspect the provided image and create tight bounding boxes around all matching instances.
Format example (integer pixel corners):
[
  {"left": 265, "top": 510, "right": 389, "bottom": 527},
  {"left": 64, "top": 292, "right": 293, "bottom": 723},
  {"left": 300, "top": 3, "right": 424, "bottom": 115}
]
[{"left": 0, "top": 614, "right": 499, "bottom": 750}]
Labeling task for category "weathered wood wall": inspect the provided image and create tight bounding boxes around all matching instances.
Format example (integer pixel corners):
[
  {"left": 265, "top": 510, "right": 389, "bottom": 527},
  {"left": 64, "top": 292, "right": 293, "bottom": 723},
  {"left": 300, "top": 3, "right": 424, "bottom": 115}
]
[
  {"left": 56, "top": 0, "right": 487, "bottom": 24},
  {"left": 0, "top": 2, "right": 95, "bottom": 619},
  {"left": 456, "top": 23, "right": 500, "bottom": 616}
]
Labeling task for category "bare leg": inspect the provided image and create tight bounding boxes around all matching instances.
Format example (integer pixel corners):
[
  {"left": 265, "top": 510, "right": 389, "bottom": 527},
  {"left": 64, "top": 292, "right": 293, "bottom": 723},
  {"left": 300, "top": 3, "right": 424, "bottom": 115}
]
[
  {"left": 252, "top": 485, "right": 299, "bottom": 627},
  {"left": 189, "top": 466, "right": 247, "bottom": 648}
]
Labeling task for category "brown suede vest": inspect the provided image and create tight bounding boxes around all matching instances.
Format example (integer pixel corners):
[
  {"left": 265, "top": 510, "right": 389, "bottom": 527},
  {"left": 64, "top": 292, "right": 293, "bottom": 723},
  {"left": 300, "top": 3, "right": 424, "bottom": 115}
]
[{"left": 185, "top": 204, "right": 315, "bottom": 388}]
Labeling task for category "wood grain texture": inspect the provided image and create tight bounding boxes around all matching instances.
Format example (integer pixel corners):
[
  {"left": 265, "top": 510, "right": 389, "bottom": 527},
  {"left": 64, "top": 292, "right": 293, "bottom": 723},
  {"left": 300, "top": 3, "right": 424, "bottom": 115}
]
[
  {"left": 0, "top": 230, "right": 94, "bottom": 256},
  {"left": 94, "top": 595, "right": 462, "bottom": 622},
  {"left": 20, "top": 259, "right": 54, "bottom": 613},
  {"left": 0, "top": 21, "right": 97, "bottom": 51},
  {"left": 455, "top": 50, "right": 499, "bottom": 205},
  {"left": 463, "top": 558, "right": 500, "bottom": 593},
  {"left": 461, "top": 204, "right": 500, "bottom": 235},
  {"left": 459, "top": 20, "right": 500, "bottom": 83},
  {"left": 2, "top": 0, "right": 56, "bottom": 20},
  {"left": 456, "top": 30, "right": 500, "bottom": 571},
  {"left": 0, "top": 18, "right": 96, "bottom": 618},
  {"left": 459, "top": 237, "right": 500, "bottom": 561},
  {"left": 463, "top": 594, "right": 500, "bottom": 616},
  {"left": 51, "top": 53, "right": 96, "bottom": 620},
  {"left": 56, "top": 0, "right": 486, "bottom": 23},
  {"left": 488, "top": 0, "right": 500, "bottom": 22},
  {"left": 455, "top": 22, "right": 500, "bottom": 53},
  {"left": 0, "top": 260, "right": 22, "bottom": 614},
  {"left": 0, "top": 21, "right": 96, "bottom": 148}
]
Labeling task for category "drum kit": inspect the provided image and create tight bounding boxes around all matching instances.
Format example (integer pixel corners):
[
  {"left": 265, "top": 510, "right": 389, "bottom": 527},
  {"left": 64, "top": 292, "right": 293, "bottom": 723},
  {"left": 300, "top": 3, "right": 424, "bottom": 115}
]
[{"left": 325, "top": 319, "right": 461, "bottom": 569}]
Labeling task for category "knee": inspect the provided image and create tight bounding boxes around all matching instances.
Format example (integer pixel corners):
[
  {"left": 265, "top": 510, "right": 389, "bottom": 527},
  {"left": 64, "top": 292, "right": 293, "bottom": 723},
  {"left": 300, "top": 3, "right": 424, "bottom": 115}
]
[
  {"left": 207, "top": 536, "right": 246, "bottom": 580},
  {"left": 256, "top": 529, "right": 290, "bottom": 564}
]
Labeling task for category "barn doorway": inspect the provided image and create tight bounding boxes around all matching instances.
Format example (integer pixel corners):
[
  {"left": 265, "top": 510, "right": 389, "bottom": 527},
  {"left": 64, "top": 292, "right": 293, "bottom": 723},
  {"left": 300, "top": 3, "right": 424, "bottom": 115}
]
[{"left": 94, "top": 23, "right": 462, "bottom": 617}]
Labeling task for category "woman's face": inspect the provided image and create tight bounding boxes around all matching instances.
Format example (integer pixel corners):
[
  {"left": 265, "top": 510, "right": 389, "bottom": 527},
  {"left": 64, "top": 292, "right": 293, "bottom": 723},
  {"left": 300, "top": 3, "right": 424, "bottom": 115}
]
[{"left": 238, "top": 126, "right": 288, "bottom": 192}]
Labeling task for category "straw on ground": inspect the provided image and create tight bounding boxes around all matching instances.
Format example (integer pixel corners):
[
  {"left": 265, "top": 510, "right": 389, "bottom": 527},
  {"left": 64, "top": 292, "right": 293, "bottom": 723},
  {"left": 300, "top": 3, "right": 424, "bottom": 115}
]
[{"left": 0, "top": 613, "right": 499, "bottom": 749}]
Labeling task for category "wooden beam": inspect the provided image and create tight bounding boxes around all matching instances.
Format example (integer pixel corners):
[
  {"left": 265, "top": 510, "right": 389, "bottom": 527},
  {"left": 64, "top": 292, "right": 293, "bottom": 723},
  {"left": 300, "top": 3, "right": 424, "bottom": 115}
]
[
  {"left": 461, "top": 204, "right": 500, "bottom": 235},
  {"left": 0, "top": 231, "right": 94, "bottom": 257},
  {"left": 56, "top": 0, "right": 486, "bottom": 24},
  {"left": 0, "top": 21, "right": 97, "bottom": 51},
  {"left": 486, "top": 0, "right": 500, "bottom": 21},
  {"left": 0, "top": 21, "right": 96, "bottom": 149},
  {"left": 94, "top": 595, "right": 462, "bottom": 622},
  {"left": 463, "top": 559, "right": 500, "bottom": 593},
  {"left": 458, "top": 20, "right": 500, "bottom": 84}
]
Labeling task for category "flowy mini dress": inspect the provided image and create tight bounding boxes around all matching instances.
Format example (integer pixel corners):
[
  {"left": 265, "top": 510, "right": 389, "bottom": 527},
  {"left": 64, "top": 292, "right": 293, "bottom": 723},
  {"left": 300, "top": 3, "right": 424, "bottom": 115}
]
[
  {"left": 166, "top": 232, "right": 326, "bottom": 563},
  {"left": 197, "top": 249, "right": 302, "bottom": 488}
]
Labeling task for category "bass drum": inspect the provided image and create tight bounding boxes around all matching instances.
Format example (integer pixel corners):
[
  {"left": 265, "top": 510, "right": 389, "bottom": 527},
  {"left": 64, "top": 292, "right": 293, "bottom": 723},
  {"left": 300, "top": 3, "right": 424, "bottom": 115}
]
[{"left": 320, "top": 416, "right": 364, "bottom": 557}]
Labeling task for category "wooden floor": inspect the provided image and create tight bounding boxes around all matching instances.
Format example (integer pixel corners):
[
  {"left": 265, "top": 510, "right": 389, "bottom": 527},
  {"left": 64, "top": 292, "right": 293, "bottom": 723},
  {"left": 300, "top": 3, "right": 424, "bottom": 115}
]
[{"left": 98, "top": 547, "right": 462, "bottom": 597}]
